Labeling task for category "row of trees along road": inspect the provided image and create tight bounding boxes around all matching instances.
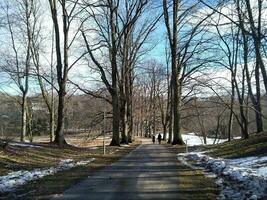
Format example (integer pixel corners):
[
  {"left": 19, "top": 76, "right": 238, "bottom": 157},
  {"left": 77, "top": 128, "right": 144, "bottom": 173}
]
[{"left": 0, "top": 0, "right": 266, "bottom": 146}]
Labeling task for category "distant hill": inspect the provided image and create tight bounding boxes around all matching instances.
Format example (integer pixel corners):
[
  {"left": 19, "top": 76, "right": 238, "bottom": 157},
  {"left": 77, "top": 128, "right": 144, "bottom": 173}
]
[{"left": 0, "top": 93, "right": 110, "bottom": 137}]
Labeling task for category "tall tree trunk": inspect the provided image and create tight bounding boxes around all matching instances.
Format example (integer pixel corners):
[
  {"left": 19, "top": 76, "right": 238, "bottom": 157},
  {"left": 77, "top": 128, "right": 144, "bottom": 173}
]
[
  {"left": 152, "top": 76, "right": 156, "bottom": 136},
  {"left": 163, "top": 124, "right": 167, "bottom": 141},
  {"left": 244, "top": 0, "right": 267, "bottom": 94},
  {"left": 26, "top": 104, "right": 33, "bottom": 142},
  {"left": 239, "top": 0, "right": 263, "bottom": 133},
  {"left": 120, "top": 37, "right": 128, "bottom": 143},
  {"left": 163, "top": 0, "right": 184, "bottom": 145},
  {"left": 49, "top": 0, "right": 69, "bottom": 146},
  {"left": 235, "top": 69, "right": 249, "bottom": 139},
  {"left": 127, "top": 106, "right": 133, "bottom": 143},
  {"left": 110, "top": 91, "right": 120, "bottom": 146},
  {"left": 50, "top": 75, "right": 55, "bottom": 142},
  {"left": 50, "top": 109, "right": 55, "bottom": 143},
  {"left": 255, "top": 60, "right": 263, "bottom": 132},
  {"left": 140, "top": 96, "right": 144, "bottom": 138},
  {"left": 235, "top": 2, "right": 249, "bottom": 139},
  {"left": 168, "top": 103, "right": 173, "bottom": 144},
  {"left": 127, "top": 70, "right": 133, "bottom": 143},
  {"left": 168, "top": 81, "right": 173, "bottom": 144},
  {"left": 228, "top": 75, "right": 235, "bottom": 141},
  {"left": 171, "top": 0, "right": 179, "bottom": 145},
  {"left": 195, "top": 97, "right": 207, "bottom": 144},
  {"left": 255, "top": 0, "right": 266, "bottom": 100},
  {"left": 21, "top": 93, "right": 27, "bottom": 142},
  {"left": 54, "top": 86, "right": 67, "bottom": 145},
  {"left": 228, "top": 111, "right": 234, "bottom": 142},
  {"left": 109, "top": 0, "right": 120, "bottom": 146},
  {"left": 49, "top": 29, "right": 55, "bottom": 143},
  {"left": 120, "top": 93, "right": 128, "bottom": 144},
  {"left": 21, "top": 9, "right": 31, "bottom": 142},
  {"left": 140, "top": 121, "right": 143, "bottom": 137},
  {"left": 136, "top": 122, "right": 139, "bottom": 137},
  {"left": 159, "top": 94, "right": 167, "bottom": 141},
  {"left": 164, "top": 55, "right": 171, "bottom": 141},
  {"left": 172, "top": 81, "right": 184, "bottom": 145}
]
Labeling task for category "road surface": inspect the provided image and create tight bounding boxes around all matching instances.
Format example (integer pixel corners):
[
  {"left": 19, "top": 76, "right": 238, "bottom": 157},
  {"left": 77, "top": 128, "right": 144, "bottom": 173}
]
[{"left": 52, "top": 142, "right": 218, "bottom": 200}]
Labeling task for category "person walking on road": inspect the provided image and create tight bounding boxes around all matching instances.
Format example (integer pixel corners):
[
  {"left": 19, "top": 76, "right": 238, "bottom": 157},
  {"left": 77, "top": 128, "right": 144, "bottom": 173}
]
[
  {"left": 152, "top": 135, "right": 155, "bottom": 144},
  {"left": 157, "top": 134, "right": 162, "bottom": 144}
]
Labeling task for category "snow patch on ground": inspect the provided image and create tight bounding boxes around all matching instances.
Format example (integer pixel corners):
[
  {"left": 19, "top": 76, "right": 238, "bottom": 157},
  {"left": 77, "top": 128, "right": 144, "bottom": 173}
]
[
  {"left": 177, "top": 152, "right": 267, "bottom": 199},
  {"left": 89, "top": 147, "right": 99, "bottom": 150},
  {"left": 9, "top": 142, "right": 43, "bottom": 148},
  {"left": 0, "top": 158, "right": 95, "bottom": 193},
  {"left": 182, "top": 134, "right": 226, "bottom": 146},
  {"left": 157, "top": 132, "right": 239, "bottom": 146},
  {"left": 120, "top": 144, "right": 130, "bottom": 147},
  {"left": 182, "top": 133, "right": 241, "bottom": 146}
]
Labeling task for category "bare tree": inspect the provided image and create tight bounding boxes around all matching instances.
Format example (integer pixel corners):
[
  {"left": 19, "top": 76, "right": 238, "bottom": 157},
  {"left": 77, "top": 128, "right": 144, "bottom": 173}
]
[
  {"left": 209, "top": 0, "right": 264, "bottom": 138},
  {"left": 0, "top": 0, "right": 38, "bottom": 142},
  {"left": 236, "top": 0, "right": 263, "bottom": 134},
  {"left": 163, "top": 0, "right": 183, "bottom": 145},
  {"left": 80, "top": 0, "right": 160, "bottom": 145},
  {"left": 48, "top": 0, "right": 85, "bottom": 146},
  {"left": 80, "top": 0, "right": 121, "bottom": 146},
  {"left": 163, "top": 0, "right": 214, "bottom": 144},
  {"left": 118, "top": 0, "right": 161, "bottom": 144},
  {"left": 30, "top": 11, "right": 56, "bottom": 143},
  {"left": 243, "top": 0, "right": 267, "bottom": 94}
]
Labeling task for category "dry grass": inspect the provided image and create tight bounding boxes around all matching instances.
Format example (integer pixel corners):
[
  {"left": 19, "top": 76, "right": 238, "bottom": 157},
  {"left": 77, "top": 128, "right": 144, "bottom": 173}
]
[
  {"left": 203, "top": 132, "right": 267, "bottom": 158},
  {"left": 0, "top": 138, "right": 140, "bottom": 199},
  {"left": 169, "top": 145, "right": 220, "bottom": 199},
  {"left": 163, "top": 133, "right": 267, "bottom": 199}
]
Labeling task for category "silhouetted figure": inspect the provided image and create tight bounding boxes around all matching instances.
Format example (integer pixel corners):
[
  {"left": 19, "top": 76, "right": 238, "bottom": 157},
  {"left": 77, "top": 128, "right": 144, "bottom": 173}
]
[
  {"left": 157, "top": 134, "right": 162, "bottom": 144},
  {"left": 152, "top": 135, "right": 155, "bottom": 144}
]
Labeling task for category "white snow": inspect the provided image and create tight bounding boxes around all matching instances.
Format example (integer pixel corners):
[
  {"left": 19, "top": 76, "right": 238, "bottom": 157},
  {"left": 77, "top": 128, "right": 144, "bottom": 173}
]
[
  {"left": 155, "top": 132, "right": 239, "bottom": 146},
  {"left": 177, "top": 152, "right": 267, "bottom": 199},
  {"left": 0, "top": 158, "right": 95, "bottom": 193},
  {"left": 258, "top": 167, "right": 267, "bottom": 177},
  {"left": 182, "top": 133, "right": 228, "bottom": 146},
  {"left": 9, "top": 142, "right": 43, "bottom": 148},
  {"left": 90, "top": 147, "right": 99, "bottom": 150},
  {"left": 183, "top": 133, "right": 241, "bottom": 146}
]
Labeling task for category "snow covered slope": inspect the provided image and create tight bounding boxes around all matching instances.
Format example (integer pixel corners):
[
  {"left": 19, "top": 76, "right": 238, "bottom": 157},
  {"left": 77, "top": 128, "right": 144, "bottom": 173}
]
[
  {"left": 177, "top": 133, "right": 267, "bottom": 199},
  {"left": 0, "top": 158, "right": 95, "bottom": 193},
  {"left": 182, "top": 133, "right": 228, "bottom": 146}
]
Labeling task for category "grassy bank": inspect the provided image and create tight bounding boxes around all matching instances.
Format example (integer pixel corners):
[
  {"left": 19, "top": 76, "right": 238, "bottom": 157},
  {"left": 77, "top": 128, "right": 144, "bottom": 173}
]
[
  {"left": 203, "top": 132, "right": 267, "bottom": 158},
  {"left": 169, "top": 145, "right": 220, "bottom": 199},
  {"left": 0, "top": 140, "right": 139, "bottom": 199}
]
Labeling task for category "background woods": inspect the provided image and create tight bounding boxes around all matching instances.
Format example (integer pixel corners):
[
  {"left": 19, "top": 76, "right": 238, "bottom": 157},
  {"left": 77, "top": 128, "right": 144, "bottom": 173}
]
[{"left": 0, "top": 0, "right": 266, "bottom": 146}]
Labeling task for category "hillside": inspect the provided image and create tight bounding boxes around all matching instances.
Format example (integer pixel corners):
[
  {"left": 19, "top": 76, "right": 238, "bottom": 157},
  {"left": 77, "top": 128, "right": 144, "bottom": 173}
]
[
  {"left": 0, "top": 139, "right": 139, "bottom": 198},
  {"left": 205, "top": 132, "right": 267, "bottom": 158},
  {"left": 177, "top": 133, "right": 267, "bottom": 199}
]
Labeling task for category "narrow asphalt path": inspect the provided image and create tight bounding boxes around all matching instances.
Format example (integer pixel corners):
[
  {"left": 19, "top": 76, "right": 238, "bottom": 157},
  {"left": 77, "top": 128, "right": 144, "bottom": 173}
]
[{"left": 52, "top": 142, "right": 219, "bottom": 200}]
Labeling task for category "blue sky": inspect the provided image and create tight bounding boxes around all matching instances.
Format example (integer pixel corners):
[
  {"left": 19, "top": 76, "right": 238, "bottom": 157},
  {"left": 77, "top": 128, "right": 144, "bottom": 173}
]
[{"left": 0, "top": 0, "right": 246, "bottom": 96}]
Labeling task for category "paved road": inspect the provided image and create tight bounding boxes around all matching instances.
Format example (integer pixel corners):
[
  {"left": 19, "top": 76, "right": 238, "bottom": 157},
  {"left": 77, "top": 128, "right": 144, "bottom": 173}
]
[{"left": 52, "top": 144, "right": 182, "bottom": 200}]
